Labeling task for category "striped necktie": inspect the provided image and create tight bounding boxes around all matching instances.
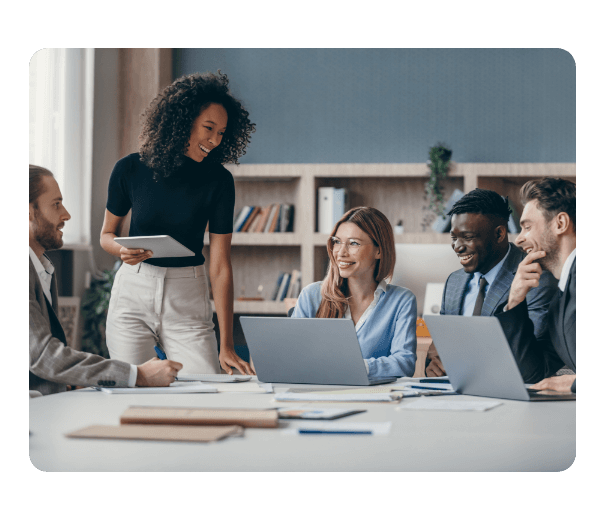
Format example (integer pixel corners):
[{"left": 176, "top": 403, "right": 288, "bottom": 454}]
[{"left": 472, "top": 276, "right": 488, "bottom": 316}]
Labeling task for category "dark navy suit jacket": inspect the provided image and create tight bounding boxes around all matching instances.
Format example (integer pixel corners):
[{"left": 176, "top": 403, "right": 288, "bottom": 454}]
[
  {"left": 440, "top": 244, "right": 559, "bottom": 342},
  {"left": 496, "top": 258, "right": 576, "bottom": 392}
]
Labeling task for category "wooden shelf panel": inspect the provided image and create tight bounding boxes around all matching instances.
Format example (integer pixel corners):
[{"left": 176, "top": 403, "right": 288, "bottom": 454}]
[
  {"left": 211, "top": 300, "right": 288, "bottom": 315},
  {"left": 226, "top": 162, "right": 576, "bottom": 182},
  {"left": 204, "top": 232, "right": 302, "bottom": 246}
]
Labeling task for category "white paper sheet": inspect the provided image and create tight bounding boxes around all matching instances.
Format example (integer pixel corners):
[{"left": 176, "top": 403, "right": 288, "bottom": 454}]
[
  {"left": 274, "top": 392, "right": 397, "bottom": 402},
  {"left": 206, "top": 382, "right": 273, "bottom": 393},
  {"left": 92, "top": 382, "right": 218, "bottom": 394},
  {"left": 397, "top": 398, "right": 502, "bottom": 412}
]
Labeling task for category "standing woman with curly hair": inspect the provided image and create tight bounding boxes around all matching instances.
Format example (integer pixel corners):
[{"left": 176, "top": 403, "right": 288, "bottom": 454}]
[{"left": 101, "top": 71, "right": 255, "bottom": 376}]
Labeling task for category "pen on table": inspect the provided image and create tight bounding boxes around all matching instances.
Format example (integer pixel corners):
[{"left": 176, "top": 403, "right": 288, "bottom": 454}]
[
  {"left": 410, "top": 385, "right": 448, "bottom": 391},
  {"left": 154, "top": 345, "right": 167, "bottom": 360},
  {"left": 298, "top": 430, "right": 373, "bottom": 435}
]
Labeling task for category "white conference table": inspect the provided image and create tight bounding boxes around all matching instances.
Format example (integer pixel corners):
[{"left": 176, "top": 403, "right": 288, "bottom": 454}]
[{"left": 29, "top": 382, "right": 575, "bottom": 472}]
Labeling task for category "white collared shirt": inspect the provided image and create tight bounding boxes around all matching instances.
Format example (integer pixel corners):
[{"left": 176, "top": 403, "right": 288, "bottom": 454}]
[
  {"left": 558, "top": 248, "right": 576, "bottom": 292},
  {"left": 344, "top": 279, "right": 388, "bottom": 373},
  {"left": 29, "top": 247, "right": 137, "bottom": 387},
  {"left": 29, "top": 247, "right": 54, "bottom": 305}
]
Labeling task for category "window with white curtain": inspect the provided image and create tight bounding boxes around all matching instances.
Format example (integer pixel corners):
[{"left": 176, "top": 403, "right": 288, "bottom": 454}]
[{"left": 29, "top": 48, "right": 94, "bottom": 246}]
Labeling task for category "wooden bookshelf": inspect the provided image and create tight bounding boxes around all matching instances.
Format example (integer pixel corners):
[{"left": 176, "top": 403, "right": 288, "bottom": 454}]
[{"left": 206, "top": 163, "right": 576, "bottom": 315}]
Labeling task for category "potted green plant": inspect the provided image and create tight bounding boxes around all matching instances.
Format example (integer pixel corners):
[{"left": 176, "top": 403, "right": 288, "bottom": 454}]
[
  {"left": 425, "top": 143, "right": 453, "bottom": 217},
  {"left": 80, "top": 261, "right": 121, "bottom": 358}
]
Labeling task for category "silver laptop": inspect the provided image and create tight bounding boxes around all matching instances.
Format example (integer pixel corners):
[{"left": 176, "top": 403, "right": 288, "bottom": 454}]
[
  {"left": 240, "top": 317, "right": 397, "bottom": 386},
  {"left": 423, "top": 315, "right": 575, "bottom": 401}
]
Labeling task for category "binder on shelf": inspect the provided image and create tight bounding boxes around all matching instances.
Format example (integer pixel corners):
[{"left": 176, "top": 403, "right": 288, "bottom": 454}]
[
  {"left": 431, "top": 189, "right": 465, "bottom": 233},
  {"left": 318, "top": 187, "right": 334, "bottom": 234},
  {"left": 318, "top": 187, "right": 348, "bottom": 233},
  {"left": 333, "top": 188, "right": 347, "bottom": 225}
]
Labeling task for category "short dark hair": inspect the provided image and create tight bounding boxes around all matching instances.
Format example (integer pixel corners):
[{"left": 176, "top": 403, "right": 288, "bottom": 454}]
[
  {"left": 448, "top": 188, "right": 512, "bottom": 226},
  {"left": 520, "top": 177, "right": 576, "bottom": 230},
  {"left": 29, "top": 165, "right": 54, "bottom": 206}
]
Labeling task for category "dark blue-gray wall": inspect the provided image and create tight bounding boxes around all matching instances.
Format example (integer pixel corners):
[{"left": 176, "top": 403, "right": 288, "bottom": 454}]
[{"left": 174, "top": 49, "right": 575, "bottom": 164}]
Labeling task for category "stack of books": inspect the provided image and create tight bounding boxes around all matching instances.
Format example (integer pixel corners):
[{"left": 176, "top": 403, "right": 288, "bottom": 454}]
[
  {"left": 233, "top": 204, "right": 295, "bottom": 233},
  {"left": 271, "top": 269, "right": 302, "bottom": 301}
]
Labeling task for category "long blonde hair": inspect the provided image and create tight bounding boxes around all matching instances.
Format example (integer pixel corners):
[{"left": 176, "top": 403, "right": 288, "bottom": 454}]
[{"left": 316, "top": 207, "right": 396, "bottom": 319}]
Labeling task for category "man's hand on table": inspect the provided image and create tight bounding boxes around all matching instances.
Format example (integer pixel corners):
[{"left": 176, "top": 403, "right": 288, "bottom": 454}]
[
  {"left": 530, "top": 374, "right": 576, "bottom": 393},
  {"left": 425, "top": 341, "right": 447, "bottom": 377},
  {"left": 136, "top": 358, "right": 183, "bottom": 386}
]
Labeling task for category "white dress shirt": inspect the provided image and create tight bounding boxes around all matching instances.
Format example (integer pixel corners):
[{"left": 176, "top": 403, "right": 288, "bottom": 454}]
[
  {"left": 29, "top": 247, "right": 54, "bottom": 305},
  {"left": 29, "top": 247, "right": 137, "bottom": 387},
  {"left": 558, "top": 248, "right": 576, "bottom": 292}
]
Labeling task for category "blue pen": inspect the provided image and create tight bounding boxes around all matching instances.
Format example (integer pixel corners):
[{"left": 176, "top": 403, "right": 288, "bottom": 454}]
[
  {"left": 299, "top": 430, "right": 372, "bottom": 435},
  {"left": 410, "top": 385, "right": 448, "bottom": 391},
  {"left": 154, "top": 345, "right": 167, "bottom": 360}
]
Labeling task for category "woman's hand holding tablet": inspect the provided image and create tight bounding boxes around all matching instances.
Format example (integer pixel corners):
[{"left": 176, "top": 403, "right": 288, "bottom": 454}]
[{"left": 118, "top": 246, "right": 153, "bottom": 265}]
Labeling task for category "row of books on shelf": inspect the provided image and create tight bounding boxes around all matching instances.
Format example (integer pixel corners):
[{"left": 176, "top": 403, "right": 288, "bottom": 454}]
[
  {"left": 271, "top": 269, "right": 302, "bottom": 301},
  {"left": 234, "top": 204, "right": 295, "bottom": 233}
]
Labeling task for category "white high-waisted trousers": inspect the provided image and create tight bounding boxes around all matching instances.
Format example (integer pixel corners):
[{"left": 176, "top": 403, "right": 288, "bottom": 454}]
[{"left": 105, "top": 262, "right": 219, "bottom": 374}]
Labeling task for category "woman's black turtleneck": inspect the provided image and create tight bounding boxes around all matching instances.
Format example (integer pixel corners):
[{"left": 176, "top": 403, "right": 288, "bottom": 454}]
[{"left": 106, "top": 153, "right": 235, "bottom": 267}]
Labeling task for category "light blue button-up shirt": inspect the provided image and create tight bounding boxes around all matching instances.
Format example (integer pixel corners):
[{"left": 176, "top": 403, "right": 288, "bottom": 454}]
[
  {"left": 291, "top": 281, "right": 417, "bottom": 379},
  {"left": 461, "top": 244, "right": 511, "bottom": 316}
]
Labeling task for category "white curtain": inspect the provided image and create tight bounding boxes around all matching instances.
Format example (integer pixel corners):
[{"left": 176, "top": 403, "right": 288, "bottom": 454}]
[{"left": 29, "top": 48, "right": 94, "bottom": 246}]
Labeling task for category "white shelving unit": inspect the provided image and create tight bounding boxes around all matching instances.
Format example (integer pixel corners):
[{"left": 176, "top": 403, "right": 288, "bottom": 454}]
[{"left": 203, "top": 162, "right": 575, "bottom": 315}]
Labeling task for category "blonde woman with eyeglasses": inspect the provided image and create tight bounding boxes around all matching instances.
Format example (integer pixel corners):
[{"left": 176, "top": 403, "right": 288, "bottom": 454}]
[{"left": 291, "top": 207, "right": 417, "bottom": 379}]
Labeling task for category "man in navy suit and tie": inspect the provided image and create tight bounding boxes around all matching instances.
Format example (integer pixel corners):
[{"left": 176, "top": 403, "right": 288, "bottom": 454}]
[
  {"left": 425, "top": 188, "right": 558, "bottom": 377},
  {"left": 495, "top": 178, "right": 576, "bottom": 393}
]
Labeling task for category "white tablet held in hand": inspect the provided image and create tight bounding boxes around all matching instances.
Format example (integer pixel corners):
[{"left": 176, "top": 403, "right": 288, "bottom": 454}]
[{"left": 113, "top": 235, "right": 195, "bottom": 258}]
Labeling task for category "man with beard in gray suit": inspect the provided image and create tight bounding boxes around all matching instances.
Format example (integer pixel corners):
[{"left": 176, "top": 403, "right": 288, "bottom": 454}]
[
  {"left": 425, "top": 188, "right": 558, "bottom": 378},
  {"left": 29, "top": 165, "right": 183, "bottom": 395}
]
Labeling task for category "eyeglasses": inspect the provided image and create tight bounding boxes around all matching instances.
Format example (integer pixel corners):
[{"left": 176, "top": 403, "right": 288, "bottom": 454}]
[{"left": 329, "top": 237, "right": 363, "bottom": 253}]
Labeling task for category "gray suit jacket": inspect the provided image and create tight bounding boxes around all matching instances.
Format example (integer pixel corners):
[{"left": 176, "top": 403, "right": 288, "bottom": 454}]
[
  {"left": 29, "top": 257, "right": 131, "bottom": 395},
  {"left": 440, "top": 243, "right": 558, "bottom": 340}
]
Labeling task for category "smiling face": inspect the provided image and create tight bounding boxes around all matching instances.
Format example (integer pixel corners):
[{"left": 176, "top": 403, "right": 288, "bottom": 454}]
[
  {"left": 184, "top": 103, "right": 228, "bottom": 162},
  {"left": 330, "top": 222, "right": 381, "bottom": 282},
  {"left": 515, "top": 200, "right": 560, "bottom": 272},
  {"left": 450, "top": 213, "right": 507, "bottom": 274},
  {"left": 29, "top": 176, "right": 71, "bottom": 252}
]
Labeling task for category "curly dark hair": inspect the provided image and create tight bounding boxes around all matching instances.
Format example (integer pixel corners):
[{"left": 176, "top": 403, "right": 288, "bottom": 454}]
[{"left": 139, "top": 71, "right": 255, "bottom": 179}]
